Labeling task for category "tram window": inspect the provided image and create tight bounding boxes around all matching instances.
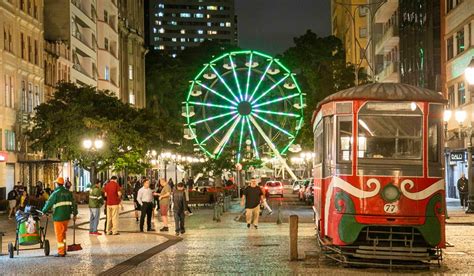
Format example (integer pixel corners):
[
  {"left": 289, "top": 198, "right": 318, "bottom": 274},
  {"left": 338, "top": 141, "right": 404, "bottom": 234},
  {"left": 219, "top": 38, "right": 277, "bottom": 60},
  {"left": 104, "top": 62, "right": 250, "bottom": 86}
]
[
  {"left": 314, "top": 121, "right": 323, "bottom": 165},
  {"left": 357, "top": 116, "right": 422, "bottom": 160},
  {"left": 428, "top": 120, "right": 439, "bottom": 162},
  {"left": 337, "top": 116, "right": 352, "bottom": 162}
]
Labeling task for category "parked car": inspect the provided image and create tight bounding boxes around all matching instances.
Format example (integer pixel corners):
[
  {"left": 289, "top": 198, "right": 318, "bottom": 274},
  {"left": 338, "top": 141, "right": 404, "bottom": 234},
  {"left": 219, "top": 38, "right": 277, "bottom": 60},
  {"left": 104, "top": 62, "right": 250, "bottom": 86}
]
[
  {"left": 264, "top": 181, "right": 284, "bottom": 197},
  {"left": 292, "top": 180, "right": 304, "bottom": 194},
  {"left": 304, "top": 181, "right": 314, "bottom": 205}
]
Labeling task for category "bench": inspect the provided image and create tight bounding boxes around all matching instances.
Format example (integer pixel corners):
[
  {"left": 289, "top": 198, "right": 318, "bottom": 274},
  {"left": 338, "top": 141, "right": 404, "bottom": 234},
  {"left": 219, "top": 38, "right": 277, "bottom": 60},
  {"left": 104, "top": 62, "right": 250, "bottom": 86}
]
[{"left": 188, "top": 192, "right": 213, "bottom": 207}]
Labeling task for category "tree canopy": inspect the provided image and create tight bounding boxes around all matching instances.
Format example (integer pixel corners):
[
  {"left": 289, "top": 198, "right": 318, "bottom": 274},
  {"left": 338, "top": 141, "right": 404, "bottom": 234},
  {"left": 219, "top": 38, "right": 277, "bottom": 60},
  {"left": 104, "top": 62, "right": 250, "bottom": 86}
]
[{"left": 27, "top": 82, "right": 170, "bottom": 174}]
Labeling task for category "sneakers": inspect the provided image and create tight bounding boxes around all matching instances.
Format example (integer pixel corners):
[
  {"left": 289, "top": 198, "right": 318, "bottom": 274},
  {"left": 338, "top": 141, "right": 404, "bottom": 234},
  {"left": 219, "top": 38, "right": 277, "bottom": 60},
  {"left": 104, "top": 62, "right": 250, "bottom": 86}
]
[
  {"left": 247, "top": 224, "right": 250, "bottom": 228},
  {"left": 160, "top": 227, "right": 169, "bottom": 232},
  {"left": 90, "top": 231, "right": 102, "bottom": 235}
]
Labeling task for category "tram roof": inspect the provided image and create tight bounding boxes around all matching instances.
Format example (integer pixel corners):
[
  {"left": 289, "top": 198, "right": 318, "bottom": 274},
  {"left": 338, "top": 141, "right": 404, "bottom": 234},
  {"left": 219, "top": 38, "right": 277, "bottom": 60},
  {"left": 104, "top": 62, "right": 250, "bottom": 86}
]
[{"left": 316, "top": 83, "right": 446, "bottom": 110}]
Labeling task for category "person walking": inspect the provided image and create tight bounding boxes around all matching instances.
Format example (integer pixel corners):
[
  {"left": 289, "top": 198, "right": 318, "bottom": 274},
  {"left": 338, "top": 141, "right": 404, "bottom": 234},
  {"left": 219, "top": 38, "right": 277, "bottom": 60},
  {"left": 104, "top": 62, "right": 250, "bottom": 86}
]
[
  {"left": 241, "top": 178, "right": 264, "bottom": 229},
  {"left": 168, "top": 178, "right": 175, "bottom": 191},
  {"left": 183, "top": 179, "right": 193, "bottom": 216},
  {"left": 173, "top": 182, "right": 187, "bottom": 236},
  {"left": 7, "top": 186, "right": 19, "bottom": 219},
  {"left": 41, "top": 177, "right": 78, "bottom": 257},
  {"left": 137, "top": 179, "right": 158, "bottom": 232},
  {"left": 104, "top": 176, "right": 122, "bottom": 235},
  {"left": 158, "top": 178, "right": 171, "bottom": 232},
  {"left": 457, "top": 174, "right": 469, "bottom": 209},
  {"left": 89, "top": 180, "right": 104, "bottom": 235},
  {"left": 133, "top": 178, "right": 143, "bottom": 222}
]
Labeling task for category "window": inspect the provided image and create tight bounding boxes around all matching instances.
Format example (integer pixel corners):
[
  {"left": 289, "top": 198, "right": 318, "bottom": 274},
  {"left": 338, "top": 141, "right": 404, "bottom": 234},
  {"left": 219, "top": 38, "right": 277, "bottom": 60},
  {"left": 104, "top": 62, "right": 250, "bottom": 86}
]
[
  {"left": 457, "top": 30, "right": 465, "bottom": 54},
  {"left": 359, "top": 7, "right": 368, "bottom": 17},
  {"left": 447, "top": 36, "right": 454, "bottom": 60},
  {"left": 207, "top": 30, "right": 217, "bottom": 35},
  {"left": 21, "top": 81, "right": 26, "bottom": 111},
  {"left": 20, "top": 0, "right": 25, "bottom": 11},
  {"left": 458, "top": 81, "right": 466, "bottom": 105},
  {"left": 207, "top": 5, "right": 218, "bottom": 10},
  {"left": 225, "top": 22, "right": 231, "bottom": 27},
  {"left": 180, "top": 38, "right": 186, "bottom": 42},
  {"left": 158, "top": 45, "right": 164, "bottom": 50},
  {"left": 338, "top": 116, "right": 353, "bottom": 162},
  {"left": 105, "top": 66, "right": 110, "bottom": 80},
  {"left": 33, "top": 0, "right": 38, "bottom": 19},
  {"left": 20, "top": 33, "right": 25, "bottom": 59},
  {"left": 27, "top": 36, "right": 32, "bottom": 62},
  {"left": 180, "top": 29, "right": 185, "bottom": 34},
  {"left": 3, "top": 27, "right": 7, "bottom": 51},
  {"left": 447, "top": 0, "right": 454, "bottom": 12},
  {"left": 5, "top": 130, "right": 15, "bottom": 151},
  {"left": 157, "top": 12, "right": 163, "bottom": 17},
  {"left": 170, "top": 21, "right": 177, "bottom": 25},
  {"left": 159, "top": 28, "right": 164, "bottom": 33},
  {"left": 27, "top": 0, "right": 31, "bottom": 14},
  {"left": 158, "top": 3, "right": 164, "bottom": 8},
  {"left": 180, "top": 13, "right": 191, "bottom": 18},
  {"left": 314, "top": 121, "right": 323, "bottom": 165},
  {"left": 34, "top": 85, "right": 40, "bottom": 107},
  {"left": 171, "top": 37, "right": 177, "bottom": 42},
  {"left": 195, "top": 13, "right": 204, "bottom": 18},
  {"left": 428, "top": 104, "right": 442, "bottom": 163},
  {"left": 219, "top": 22, "right": 225, "bottom": 27},
  {"left": 27, "top": 83, "right": 33, "bottom": 113},
  {"left": 104, "top": 10, "right": 108, "bottom": 22},
  {"left": 359, "top": 27, "right": 367, "bottom": 38},
  {"left": 104, "top": 38, "right": 109, "bottom": 50},
  {"left": 358, "top": 102, "right": 422, "bottom": 160},
  {"left": 128, "top": 65, "right": 133, "bottom": 80},
  {"left": 129, "top": 90, "right": 135, "bottom": 105},
  {"left": 197, "top": 29, "right": 204, "bottom": 34},
  {"left": 207, "top": 22, "right": 212, "bottom": 27},
  {"left": 34, "top": 40, "right": 38, "bottom": 65},
  {"left": 448, "top": 85, "right": 455, "bottom": 108},
  {"left": 5, "top": 75, "right": 10, "bottom": 107}
]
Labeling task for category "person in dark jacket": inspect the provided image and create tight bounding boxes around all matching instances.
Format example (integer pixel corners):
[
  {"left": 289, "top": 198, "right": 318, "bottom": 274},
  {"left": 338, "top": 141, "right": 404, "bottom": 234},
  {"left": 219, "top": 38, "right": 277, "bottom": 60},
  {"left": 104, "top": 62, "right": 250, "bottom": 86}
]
[
  {"left": 7, "top": 186, "right": 19, "bottom": 219},
  {"left": 133, "top": 178, "right": 142, "bottom": 222},
  {"left": 173, "top": 182, "right": 187, "bottom": 236},
  {"left": 457, "top": 174, "right": 469, "bottom": 209}
]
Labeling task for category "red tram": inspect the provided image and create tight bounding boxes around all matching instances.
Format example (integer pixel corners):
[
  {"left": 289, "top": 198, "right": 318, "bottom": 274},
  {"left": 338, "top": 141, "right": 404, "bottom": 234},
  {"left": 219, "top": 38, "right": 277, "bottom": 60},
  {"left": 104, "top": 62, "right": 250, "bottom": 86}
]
[{"left": 312, "top": 83, "right": 446, "bottom": 266}]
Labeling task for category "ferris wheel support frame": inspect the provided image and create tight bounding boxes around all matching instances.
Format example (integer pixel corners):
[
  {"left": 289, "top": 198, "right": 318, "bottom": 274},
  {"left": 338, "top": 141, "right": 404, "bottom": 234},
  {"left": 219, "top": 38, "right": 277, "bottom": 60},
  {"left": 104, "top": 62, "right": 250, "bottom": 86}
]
[{"left": 249, "top": 115, "right": 298, "bottom": 181}]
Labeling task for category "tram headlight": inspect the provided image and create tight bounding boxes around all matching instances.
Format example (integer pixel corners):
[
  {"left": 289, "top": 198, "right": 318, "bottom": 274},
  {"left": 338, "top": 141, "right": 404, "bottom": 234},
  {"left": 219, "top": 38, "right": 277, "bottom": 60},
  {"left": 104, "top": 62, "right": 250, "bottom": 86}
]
[{"left": 381, "top": 184, "right": 400, "bottom": 203}]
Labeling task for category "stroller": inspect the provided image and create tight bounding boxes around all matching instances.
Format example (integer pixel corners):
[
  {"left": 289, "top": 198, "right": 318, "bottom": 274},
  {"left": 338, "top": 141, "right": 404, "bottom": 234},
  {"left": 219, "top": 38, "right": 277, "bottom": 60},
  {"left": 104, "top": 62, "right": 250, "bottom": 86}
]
[{"left": 8, "top": 205, "right": 50, "bottom": 258}]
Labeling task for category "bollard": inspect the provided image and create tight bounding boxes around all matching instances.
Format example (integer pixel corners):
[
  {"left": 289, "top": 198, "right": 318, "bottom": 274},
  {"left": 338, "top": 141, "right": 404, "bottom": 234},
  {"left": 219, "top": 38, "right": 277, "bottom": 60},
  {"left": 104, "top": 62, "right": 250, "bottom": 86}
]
[
  {"left": 289, "top": 215, "right": 299, "bottom": 261},
  {"left": 276, "top": 201, "right": 283, "bottom": 224}
]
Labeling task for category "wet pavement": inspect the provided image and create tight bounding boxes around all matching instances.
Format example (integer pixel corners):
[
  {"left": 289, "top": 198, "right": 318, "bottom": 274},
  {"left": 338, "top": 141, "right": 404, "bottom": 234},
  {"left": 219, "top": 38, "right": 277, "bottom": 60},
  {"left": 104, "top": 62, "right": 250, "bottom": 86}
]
[{"left": 0, "top": 198, "right": 474, "bottom": 275}]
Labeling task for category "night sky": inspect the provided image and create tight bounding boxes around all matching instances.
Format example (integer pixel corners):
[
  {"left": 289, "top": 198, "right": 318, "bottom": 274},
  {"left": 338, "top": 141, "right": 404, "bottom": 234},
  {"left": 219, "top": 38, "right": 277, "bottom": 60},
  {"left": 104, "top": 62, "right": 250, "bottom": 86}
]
[{"left": 235, "top": 0, "right": 331, "bottom": 55}]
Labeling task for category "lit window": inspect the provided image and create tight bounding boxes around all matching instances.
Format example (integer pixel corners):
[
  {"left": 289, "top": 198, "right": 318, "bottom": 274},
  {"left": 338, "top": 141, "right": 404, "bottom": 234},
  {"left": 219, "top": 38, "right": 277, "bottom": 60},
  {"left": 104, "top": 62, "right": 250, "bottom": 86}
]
[
  {"left": 207, "top": 5, "right": 217, "bottom": 10},
  {"left": 172, "top": 38, "right": 177, "bottom": 42},
  {"left": 197, "top": 29, "right": 204, "bottom": 34},
  {"left": 158, "top": 12, "right": 163, "bottom": 17},
  {"left": 220, "top": 22, "right": 225, "bottom": 27},
  {"left": 195, "top": 13, "right": 204, "bottom": 18},
  {"left": 200, "top": 38, "right": 205, "bottom": 42},
  {"left": 158, "top": 45, "right": 165, "bottom": 50},
  {"left": 128, "top": 65, "right": 133, "bottom": 80},
  {"left": 159, "top": 28, "right": 165, "bottom": 33},
  {"left": 180, "top": 13, "right": 191, "bottom": 18},
  {"left": 153, "top": 27, "right": 157, "bottom": 33},
  {"left": 207, "top": 14, "right": 210, "bottom": 19},
  {"left": 158, "top": 3, "right": 164, "bottom": 8},
  {"left": 181, "top": 46, "right": 185, "bottom": 50},
  {"left": 105, "top": 66, "right": 110, "bottom": 80},
  {"left": 194, "top": 38, "right": 199, "bottom": 42},
  {"left": 207, "top": 30, "right": 217, "bottom": 35},
  {"left": 129, "top": 91, "right": 135, "bottom": 104},
  {"left": 171, "top": 53, "right": 177, "bottom": 58},
  {"left": 225, "top": 22, "right": 231, "bottom": 27},
  {"left": 207, "top": 22, "right": 212, "bottom": 27},
  {"left": 180, "top": 29, "right": 185, "bottom": 34},
  {"left": 181, "top": 38, "right": 186, "bottom": 42},
  {"left": 171, "top": 21, "right": 177, "bottom": 25}
]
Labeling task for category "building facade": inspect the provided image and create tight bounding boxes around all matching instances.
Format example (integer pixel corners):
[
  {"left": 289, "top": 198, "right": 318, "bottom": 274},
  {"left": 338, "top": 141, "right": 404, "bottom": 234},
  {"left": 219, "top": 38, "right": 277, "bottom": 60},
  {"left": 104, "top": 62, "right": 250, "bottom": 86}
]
[
  {"left": 0, "top": 0, "right": 45, "bottom": 197},
  {"left": 118, "top": 0, "right": 146, "bottom": 108},
  {"left": 442, "top": 0, "right": 474, "bottom": 199},
  {"left": 148, "top": 0, "right": 237, "bottom": 56},
  {"left": 331, "top": 0, "right": 371, "bottom": 80}
]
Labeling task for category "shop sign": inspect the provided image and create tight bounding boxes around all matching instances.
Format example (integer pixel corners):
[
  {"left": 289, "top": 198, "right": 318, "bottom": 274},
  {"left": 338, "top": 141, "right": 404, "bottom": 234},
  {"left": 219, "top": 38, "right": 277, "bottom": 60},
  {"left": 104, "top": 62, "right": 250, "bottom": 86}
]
[
  {"left": 0, "top": 151, "right": 7, "bottom": 162},
  {"left": 450, "top": 152, "right": 465, "bottom": 162}
]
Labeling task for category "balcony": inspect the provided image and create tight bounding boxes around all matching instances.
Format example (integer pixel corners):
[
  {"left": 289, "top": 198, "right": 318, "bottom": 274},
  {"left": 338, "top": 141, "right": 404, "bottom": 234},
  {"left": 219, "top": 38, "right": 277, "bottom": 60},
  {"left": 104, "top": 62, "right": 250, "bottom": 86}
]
[
  {"left": 375, "top": 24, "right": 399, "bottom": 55},
  {"left": 376, "top": 61, "right": 399, "bottom": 83},
  {"left": 71, "top": 0, "right": 96, "bottom": 26},
  {"left": 375, "top": 0, "right": 399, "bottom": 23}
]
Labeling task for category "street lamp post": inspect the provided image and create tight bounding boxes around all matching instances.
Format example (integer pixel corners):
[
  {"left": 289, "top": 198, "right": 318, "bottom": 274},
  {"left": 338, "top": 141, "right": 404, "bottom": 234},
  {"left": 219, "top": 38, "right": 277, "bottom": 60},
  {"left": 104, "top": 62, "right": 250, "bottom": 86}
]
[
  {"left": 465, "top": 57, "right": 474, "bottom": 213},
  {"left": 82, "top": 138, "right": 104, "bottom": 188}
]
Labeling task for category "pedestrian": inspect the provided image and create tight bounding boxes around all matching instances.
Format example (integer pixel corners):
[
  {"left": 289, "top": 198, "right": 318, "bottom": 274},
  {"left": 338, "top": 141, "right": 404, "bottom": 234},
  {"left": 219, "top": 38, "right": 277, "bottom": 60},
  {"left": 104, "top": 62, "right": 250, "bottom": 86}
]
[
  {"left": 19, "top": 190, "right": 29, "bottom": 211},
  {"left": 41, "top": 177, "right": 78, "bottom": 257},
  {"left": 173, "top": 182, "right": 187, "bottom": 236},
  {"left": 7, "top": 186, "right": 19, "bottom": 219},
  {"left": 89, "top": 180, "right": 104, "bottom": 235},
  {"left": 457, "top": 173, "right": 469, "bottom": 209},
  {"left": 137, "top": 179, "right": 158, "bottom": 232},
  {"left": 65, "top": 177, "right": 72, "bottom": 191},
  {"left": 158, "top": 178, "right": 172, "bottom": 232},
  {"left": 104, "top": 176, "right": 122, "bottom": 235},
  {"left": 259, "top": 184, "right": 273, "bottom": 215},
  {"left": 241, "top": 178, "right": 264, "bottom": 229},
  {"left": 183, "top": 179, "right": 193, "bottom": 216},
  {"left": 133, "top": 178, "right": 143, "bottom": 222},
  {"left": 168, "top": 178, "right": 175, "bottom": 191}
]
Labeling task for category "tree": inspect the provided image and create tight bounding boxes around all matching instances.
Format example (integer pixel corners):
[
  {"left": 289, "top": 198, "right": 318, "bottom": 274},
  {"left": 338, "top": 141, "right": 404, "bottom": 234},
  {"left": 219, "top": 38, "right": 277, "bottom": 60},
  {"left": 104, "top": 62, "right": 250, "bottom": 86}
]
[
  {"left": 27, "top": 82, "right": 171, "bottom": 181},
  {"left": 280, "top": 30, "right": 367, "bottom": 149}
]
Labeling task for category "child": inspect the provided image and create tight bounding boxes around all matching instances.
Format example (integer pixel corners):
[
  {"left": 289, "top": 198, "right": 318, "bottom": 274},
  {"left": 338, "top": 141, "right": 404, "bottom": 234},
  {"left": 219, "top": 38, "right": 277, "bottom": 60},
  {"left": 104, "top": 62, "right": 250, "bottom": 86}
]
[{"left": 173, "top": 182, "right": 187, "bottom": 236}]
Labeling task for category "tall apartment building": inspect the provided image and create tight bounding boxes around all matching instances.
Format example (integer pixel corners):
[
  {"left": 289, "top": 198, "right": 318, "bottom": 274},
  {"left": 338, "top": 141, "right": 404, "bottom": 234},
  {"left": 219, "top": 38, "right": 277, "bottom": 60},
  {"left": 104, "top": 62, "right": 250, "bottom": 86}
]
[
  {"left": 118, "top": 0, "right": 146, "bottom": 108},
  {"left": 331, "top": 0, "right": 371, "bottom": 79},
  {"left": 148, "top": 0, "right": 237, "bottom": 56},
  {"left": 0, "top": 0, "right": 45, "bottom": 196},
  {"left": 442, "top": 0, "right": 474, "bottom": 199}
]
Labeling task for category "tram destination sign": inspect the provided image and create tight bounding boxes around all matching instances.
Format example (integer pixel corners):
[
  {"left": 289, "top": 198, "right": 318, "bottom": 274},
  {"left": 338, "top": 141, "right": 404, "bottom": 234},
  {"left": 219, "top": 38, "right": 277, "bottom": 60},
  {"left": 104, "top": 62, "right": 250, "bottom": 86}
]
[{"left": 450, "top": 151, "right": 466, "bottom": 162}]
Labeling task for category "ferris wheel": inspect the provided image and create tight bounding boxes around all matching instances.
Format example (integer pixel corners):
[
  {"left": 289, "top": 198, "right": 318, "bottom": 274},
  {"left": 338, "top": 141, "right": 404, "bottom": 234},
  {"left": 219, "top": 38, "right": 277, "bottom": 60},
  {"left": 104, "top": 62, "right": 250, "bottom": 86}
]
[{"left": 183, "top": 50, "right": 305, "bottom": 179}]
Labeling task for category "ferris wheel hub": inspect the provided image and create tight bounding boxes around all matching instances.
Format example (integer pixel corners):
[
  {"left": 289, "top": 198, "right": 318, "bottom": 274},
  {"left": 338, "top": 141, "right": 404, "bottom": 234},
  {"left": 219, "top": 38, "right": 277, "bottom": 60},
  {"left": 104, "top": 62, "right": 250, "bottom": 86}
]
[{"left": 237, "top": 101, "right": 252, "bottom": 116}]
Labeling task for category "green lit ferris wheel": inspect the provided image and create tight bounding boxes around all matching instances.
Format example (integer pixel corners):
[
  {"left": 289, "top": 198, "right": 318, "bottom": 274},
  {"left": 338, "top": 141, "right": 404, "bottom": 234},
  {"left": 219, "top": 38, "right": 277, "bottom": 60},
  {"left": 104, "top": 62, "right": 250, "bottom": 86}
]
[{"left": 183, "top": 50, "right": 305, "bottom": 169}]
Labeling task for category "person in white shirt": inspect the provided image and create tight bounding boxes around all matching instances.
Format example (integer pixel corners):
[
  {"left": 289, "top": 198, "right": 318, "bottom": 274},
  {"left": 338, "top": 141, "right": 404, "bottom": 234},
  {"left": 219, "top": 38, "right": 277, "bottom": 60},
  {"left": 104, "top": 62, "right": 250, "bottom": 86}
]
[{"left": 137, "top": 179, "right": 158, "bottom": 232}]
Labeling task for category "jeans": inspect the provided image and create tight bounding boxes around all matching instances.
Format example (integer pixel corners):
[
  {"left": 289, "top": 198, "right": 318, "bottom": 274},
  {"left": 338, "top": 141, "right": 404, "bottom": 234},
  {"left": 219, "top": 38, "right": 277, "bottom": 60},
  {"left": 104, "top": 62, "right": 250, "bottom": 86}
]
[
  {"left": 89, "top": 208, "right": 100, "bottom": 233},
  {"left": 140, "top": 202, "right": 154, "bottom": 231},
  {"left": 174, "top": 211, "right": 185, "bottom": 233}
]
